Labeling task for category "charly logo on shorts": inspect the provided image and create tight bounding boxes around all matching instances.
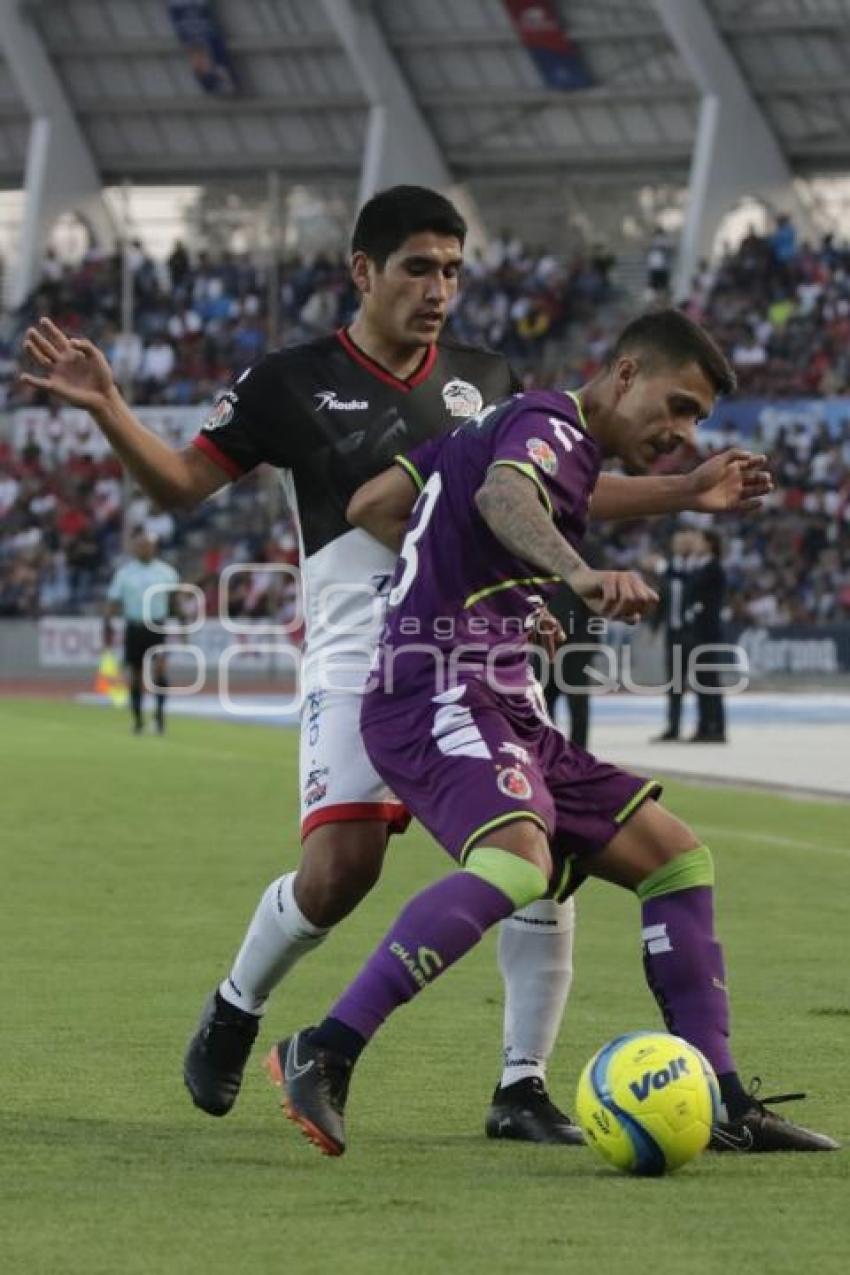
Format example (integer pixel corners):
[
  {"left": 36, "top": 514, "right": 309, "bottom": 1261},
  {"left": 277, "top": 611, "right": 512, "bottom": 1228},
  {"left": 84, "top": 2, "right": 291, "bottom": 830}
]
[
  {"left": 304, "top": 765, "right": 330, "bottom": 808},
  {"left": 441, "top": 378, "right": 484, "bottom": 418},
  {"left": 204, "top": 391, "right": 237, "bottom": 432},
  {"left": 306, "top": 689, "right": 325, "bottom": 747},
  {"left": 526, "top": 437, "right": 558, "bottom": 475},
  {"left": 497, "top": 766, "right": 533, "bottom": 800}
]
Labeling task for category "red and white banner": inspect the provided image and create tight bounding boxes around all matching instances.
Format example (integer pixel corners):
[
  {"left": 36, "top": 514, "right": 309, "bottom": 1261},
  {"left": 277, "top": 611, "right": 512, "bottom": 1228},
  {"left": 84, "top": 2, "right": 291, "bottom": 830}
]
[
  {"left": 39, "top": 617, "right": 108, "bottom": 667},
  {"left": 11, "top": 406, "right": 204, "bottom": 461},
  {"left": 504, "top": 0, "right": 593, "bottom": 90},
  {"left": 37, "top": 617, "right": 298, "bottom": 669}
]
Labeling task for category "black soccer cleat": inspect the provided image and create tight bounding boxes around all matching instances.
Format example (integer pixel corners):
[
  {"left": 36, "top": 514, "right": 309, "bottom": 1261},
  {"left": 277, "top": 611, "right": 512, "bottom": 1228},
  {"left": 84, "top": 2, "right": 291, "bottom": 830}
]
[
  {"left": 710, "top": 1081, "right": 840, "bottom": 1153},
  {"left": 183, "top": 990, "right": 260, "bottom": 1117},
  {"left": 485, "top": 1077, "right": 585, "bottom": 1145},
  {"left": 264, "top": 1030, "right": 353, "bottom": 1157}
]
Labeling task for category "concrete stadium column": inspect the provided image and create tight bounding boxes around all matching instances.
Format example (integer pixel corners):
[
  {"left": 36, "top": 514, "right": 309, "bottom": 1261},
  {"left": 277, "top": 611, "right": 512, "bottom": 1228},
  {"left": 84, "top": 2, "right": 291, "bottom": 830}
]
[
  {"left": 653, "top": 0, "right": 812, "bottom": 297},
  {"left": 0, "top": 0, "right": 117, "bottom": 306},
  {"left": 321, "top": 0, "right": 488, "bottom": 251}
]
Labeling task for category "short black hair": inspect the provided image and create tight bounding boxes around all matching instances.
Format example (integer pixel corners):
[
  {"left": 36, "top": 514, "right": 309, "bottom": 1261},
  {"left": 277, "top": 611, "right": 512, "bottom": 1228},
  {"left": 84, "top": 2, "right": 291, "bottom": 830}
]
[
  {"left": 351, "top": 185, "right": 467, "bottom": 267},
  {"left": 610, "top": 309, "right": 737, "bottom": 397}
]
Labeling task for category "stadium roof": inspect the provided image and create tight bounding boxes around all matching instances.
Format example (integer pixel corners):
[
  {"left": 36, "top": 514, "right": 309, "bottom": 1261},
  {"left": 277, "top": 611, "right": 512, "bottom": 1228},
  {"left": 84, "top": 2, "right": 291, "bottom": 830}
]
[{"left": 2, "top": 0, "right": 850, "bottom": 190}]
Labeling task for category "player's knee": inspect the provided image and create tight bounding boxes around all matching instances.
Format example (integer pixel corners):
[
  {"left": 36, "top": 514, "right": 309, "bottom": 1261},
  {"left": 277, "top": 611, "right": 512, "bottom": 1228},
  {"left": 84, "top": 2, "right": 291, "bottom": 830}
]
[
  {"left": 636, "top": 844, "right": 715, "bottom": 901},
  {"left": 623, "top": 799, "right": 701, "bottom": 865},
  {"left": 484, "top": 819, "right": 553, "bottom": 879},
  {"left": 296, "top": 823, "right": 388, "bottom": 926},
  {"left": 465, "top": 822, "right": 552, "bottom": 910}
]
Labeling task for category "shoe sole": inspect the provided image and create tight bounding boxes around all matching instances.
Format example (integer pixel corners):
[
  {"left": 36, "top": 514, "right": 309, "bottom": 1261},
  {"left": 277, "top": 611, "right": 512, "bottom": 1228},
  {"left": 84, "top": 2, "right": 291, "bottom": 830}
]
[
  {"left": 710, "top": 1124, "right": 840, "bottom": 1153},
  {"left": 263, "top": 1047, "right": 344, "bottom": 1158},
  {"left": 485, "top": 1120, "right": 585, "bottom": 1145},
  {"left": 182, "top": 1070, "right": 232, "bottom": 1118}
]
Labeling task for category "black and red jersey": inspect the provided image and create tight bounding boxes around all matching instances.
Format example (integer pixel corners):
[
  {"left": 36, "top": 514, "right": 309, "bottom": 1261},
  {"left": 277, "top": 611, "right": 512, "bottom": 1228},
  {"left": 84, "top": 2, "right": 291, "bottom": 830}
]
[{"left": 191, "top": 326, "right": 518, "bottom": 666}]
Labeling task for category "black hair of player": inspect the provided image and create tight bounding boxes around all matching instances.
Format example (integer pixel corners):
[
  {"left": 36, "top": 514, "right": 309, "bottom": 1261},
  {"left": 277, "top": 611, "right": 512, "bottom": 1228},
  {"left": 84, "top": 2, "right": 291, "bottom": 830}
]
[
  {"left": 611, "top": 309, "right": 737, "bottom": 397},
  {"left": 351, "top": 186, "right": 467, "bottom": 268}
]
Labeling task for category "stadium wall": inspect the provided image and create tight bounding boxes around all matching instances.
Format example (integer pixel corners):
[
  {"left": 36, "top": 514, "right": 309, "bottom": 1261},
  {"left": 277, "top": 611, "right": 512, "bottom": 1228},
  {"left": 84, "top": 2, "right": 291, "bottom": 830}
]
[
  {"left": 0, "top": 618, "right": 299, "bottom": 683},
  {"left": 6, "top": 397, "right": 850, "bottom": 455},
  {"left": 3, "top": 618, "right": 849, "bottom": 691}
]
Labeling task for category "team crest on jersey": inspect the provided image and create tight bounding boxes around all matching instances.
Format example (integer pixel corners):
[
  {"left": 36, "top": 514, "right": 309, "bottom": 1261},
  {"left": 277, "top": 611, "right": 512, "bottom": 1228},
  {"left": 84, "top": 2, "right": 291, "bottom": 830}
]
[
  {"left": 497, "top": 766, "right": 533, "bottom": 801},
  {"left": 204, "top": 391, "right": 237, "bottom": 432},
  {"left": 441, "top": 378, "right": 484, "bottom": 418},
  {"left": 526, "top": 436, "right": 558, "bottom": 475}
]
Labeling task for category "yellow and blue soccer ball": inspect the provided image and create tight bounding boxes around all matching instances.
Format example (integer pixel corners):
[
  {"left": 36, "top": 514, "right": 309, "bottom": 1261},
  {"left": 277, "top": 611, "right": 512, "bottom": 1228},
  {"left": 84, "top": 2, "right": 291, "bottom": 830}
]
[{"left": 576, "top": 1031, "right": 720, "bottom": 1176}]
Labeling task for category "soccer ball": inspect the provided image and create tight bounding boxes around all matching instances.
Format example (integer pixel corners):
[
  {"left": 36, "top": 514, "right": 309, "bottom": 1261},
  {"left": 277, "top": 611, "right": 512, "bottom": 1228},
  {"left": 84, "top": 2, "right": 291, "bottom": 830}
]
[{"left": 575, "top": 1031, "right": 720, "bottom": 1176}]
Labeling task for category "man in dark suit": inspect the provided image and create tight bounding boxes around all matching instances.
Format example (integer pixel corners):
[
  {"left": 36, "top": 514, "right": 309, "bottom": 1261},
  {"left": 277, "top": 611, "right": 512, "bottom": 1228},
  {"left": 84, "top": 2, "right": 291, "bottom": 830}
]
[
  {"left": 652, "top": 528, "right": 695, "bottom": 741},
  {"left": 687, "top": 528, "right": 727, "bottom": 742},
  {"left": 543, "top": 585, "right": 596, "bottom": 750}
]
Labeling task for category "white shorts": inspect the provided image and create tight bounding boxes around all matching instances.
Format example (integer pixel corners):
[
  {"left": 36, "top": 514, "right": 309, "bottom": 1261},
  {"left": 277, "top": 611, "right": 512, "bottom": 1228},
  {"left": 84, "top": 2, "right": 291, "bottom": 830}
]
[{"left": 299, "top": 684, "right": 409, "bottom": 841}]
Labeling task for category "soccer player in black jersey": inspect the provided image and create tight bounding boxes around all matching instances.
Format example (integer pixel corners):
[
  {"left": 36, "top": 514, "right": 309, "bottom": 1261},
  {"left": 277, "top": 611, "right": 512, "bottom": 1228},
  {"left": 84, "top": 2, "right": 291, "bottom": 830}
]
[{"left": 21, "top": 187, "right": 771, "bottom": 1143}]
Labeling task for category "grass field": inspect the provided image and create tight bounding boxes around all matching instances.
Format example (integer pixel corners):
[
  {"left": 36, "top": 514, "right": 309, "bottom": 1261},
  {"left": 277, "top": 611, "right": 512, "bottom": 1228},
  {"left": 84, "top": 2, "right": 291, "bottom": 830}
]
[{"left": 2, "top": 698, "right": 848, "bottom": 1275}]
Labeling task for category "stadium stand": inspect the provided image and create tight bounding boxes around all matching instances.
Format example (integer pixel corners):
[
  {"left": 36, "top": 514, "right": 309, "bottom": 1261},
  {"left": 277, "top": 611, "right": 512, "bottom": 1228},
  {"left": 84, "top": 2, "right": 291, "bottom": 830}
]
[{"left": 2, "top": 220, "right": 850, "bottom": 627}]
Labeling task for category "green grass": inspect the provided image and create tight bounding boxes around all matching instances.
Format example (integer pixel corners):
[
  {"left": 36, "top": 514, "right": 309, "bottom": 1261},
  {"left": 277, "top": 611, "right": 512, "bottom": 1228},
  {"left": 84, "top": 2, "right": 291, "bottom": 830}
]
[{"left": 2, "top": 698, "right": 848, "bottom": 1275}]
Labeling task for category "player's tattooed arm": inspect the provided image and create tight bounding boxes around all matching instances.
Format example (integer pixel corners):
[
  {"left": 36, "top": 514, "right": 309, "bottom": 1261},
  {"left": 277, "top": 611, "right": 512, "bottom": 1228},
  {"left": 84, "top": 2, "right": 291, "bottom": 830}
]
[
  {"left": 476, "top": 465, "right": 658, "bottom": 622},
  {"left": 346, "top": 464, "right": 419, "bottom": 551}
]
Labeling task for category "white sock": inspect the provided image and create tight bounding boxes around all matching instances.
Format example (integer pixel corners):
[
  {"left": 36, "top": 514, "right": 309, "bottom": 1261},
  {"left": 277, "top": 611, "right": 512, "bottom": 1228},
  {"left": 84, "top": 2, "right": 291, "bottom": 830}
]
[
  {"left": 219, "top": 872, "right": 329, "bottom": 1015},
  {"left": 497, "top": 896, "right": 576, "bottom": 1088}
]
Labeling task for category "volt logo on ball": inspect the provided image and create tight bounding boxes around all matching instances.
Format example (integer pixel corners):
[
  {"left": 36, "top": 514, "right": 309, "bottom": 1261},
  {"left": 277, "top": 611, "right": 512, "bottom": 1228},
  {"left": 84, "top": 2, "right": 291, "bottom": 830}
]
[{"left": 629, "top": 1056, "right": 691, "bottom": 1103}]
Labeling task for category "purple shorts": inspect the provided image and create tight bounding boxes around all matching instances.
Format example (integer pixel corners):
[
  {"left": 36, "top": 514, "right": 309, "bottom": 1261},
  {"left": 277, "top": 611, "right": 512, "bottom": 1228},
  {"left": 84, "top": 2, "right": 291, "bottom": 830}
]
[{"left": 361, "top": 675, "right": 660, "bottom": 898}]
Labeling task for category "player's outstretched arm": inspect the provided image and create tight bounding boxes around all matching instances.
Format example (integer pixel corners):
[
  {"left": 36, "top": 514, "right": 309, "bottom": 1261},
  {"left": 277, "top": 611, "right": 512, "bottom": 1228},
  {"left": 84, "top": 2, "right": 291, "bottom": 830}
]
[
  {"left": 476, "top": 465, "right": 658, "bottom": 623},
  {"left": 588, "top": 449, "right": 772, "bottom": 521},
  {"left": 20, "top": 318, "right": 226, "bottom": 511},
  {"left": 346, "top": 463, "right": 419, "bottom": 551}
]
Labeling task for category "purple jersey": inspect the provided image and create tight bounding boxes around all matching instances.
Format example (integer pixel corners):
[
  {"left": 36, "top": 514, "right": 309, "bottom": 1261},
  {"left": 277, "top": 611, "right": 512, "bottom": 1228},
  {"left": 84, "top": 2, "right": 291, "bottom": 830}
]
[{"left": 374, "top": 390, "right": 602, "bottom": 692}]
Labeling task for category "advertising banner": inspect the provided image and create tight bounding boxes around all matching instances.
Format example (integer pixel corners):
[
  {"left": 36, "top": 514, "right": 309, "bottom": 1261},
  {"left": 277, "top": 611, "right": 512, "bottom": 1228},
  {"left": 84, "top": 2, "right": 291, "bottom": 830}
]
[
  {"left": 707, "top": 397, "right": 850, "bottom": 443},
  {"left": 38, "top": 617, "right": 298, "bottom": 672},
  {"left": 731, "top": 624, "right": 850, "bottom": 677},
  {"left": 168, "top": 1, "right": 238, "bottom": 97},
  {"left": 8, "top": 399, "right": 850, "bottom": 461},
  {"left": 10, "top": 406, "right": 204, "bottom": 460}
]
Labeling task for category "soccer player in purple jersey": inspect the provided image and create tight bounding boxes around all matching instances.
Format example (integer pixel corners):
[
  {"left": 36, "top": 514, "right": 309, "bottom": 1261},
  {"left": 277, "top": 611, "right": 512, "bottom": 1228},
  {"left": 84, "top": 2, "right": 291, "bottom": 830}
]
[
  {"left": 22, "top": 194, "right": 773, "bottom": 1147},
  {"left": 265, "top": 310, "right": 839, "bottom": 1157}
]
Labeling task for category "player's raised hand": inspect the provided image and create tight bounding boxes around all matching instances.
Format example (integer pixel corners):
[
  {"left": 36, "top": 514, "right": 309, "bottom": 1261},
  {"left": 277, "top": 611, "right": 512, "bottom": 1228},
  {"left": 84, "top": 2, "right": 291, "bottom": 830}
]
[
  {"left": 569, "top": 567, "right": 659, "bottom": 624},
  {"left": 19, "top": 318, "right": 117, "bottom": 413},
  {"left": 686, "top": 448, "right": 773, "bottom": 514}
]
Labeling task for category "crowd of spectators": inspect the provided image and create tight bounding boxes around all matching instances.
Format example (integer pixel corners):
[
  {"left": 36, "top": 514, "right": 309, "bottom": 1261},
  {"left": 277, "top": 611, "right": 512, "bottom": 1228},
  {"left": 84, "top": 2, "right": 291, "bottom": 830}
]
[
  {"left": 1, "top": 220, "right": 849, "bottom": 630},
  {"left": 1, "top": 243, "right": 354, "bottom": 410},
  {"left": 0, "top": 426, "right": 298, "bottom": 626},
  {"left": 0, "top": 231, "right": 615, "bottom": 411},
  {"left": 605, "top": 417, "right": 850, "bottom": 629},
  {"left": 681, "top": 217, "right": 850, "bottom": 398}
]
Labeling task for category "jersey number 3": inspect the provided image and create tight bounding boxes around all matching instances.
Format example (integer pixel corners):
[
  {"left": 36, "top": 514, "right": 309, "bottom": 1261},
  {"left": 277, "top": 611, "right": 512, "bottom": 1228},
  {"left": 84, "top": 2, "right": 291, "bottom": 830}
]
[{"left": 390, "top": 472, "right": 442, "bottom": 608}]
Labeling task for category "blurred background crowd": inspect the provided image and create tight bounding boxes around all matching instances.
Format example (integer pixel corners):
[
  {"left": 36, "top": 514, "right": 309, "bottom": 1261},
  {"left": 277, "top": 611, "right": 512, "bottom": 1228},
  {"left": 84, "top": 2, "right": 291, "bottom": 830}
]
[{"left": 1, "top": 214, "right": 849, "bottom": 628}]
